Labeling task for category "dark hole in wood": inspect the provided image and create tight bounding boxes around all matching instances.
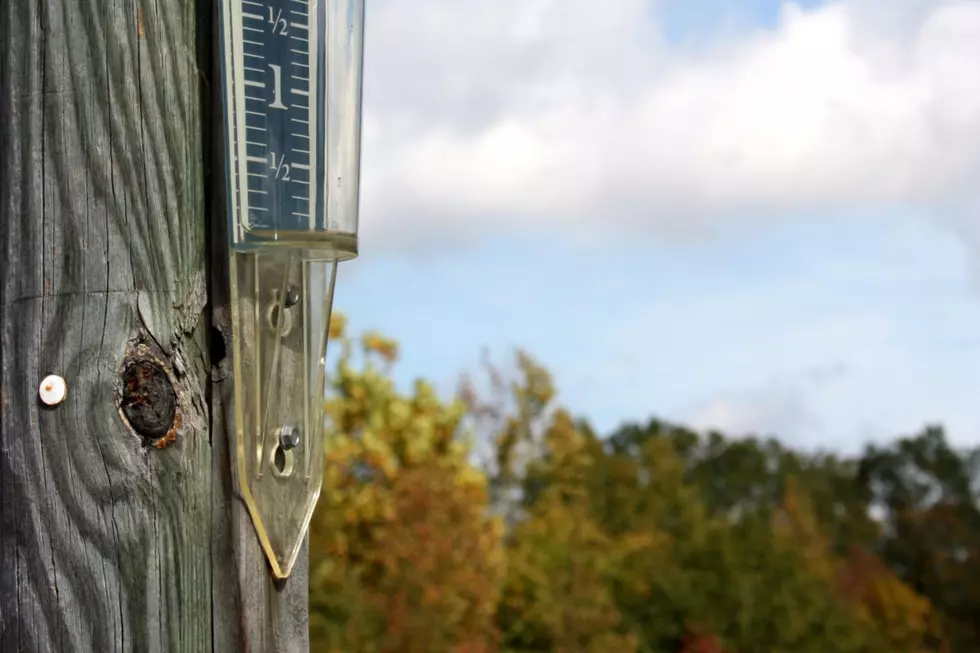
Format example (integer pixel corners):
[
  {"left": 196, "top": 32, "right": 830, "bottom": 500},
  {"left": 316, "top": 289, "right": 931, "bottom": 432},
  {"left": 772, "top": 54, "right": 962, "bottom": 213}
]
[{"left": 120, "top": 360, "right": 177, "bottom": 440}]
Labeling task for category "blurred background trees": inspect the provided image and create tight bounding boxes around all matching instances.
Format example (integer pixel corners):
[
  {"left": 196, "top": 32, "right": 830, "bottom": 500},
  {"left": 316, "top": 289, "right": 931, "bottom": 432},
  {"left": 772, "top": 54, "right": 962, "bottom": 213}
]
[{"left": 309, "top": 318, "right": 977, "bottom": 652}]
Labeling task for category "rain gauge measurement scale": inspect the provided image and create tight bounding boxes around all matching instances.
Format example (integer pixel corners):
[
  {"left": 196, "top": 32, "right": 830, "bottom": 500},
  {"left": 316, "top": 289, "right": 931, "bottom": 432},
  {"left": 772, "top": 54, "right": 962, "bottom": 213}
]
[{"left": 218, "top": 0, "right": 365, "bottom": 578}]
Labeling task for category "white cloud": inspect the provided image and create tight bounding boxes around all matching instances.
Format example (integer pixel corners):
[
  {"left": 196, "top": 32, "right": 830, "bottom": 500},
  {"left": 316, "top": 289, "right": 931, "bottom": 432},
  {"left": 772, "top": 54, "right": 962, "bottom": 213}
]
[
  {"left": 686, "top": 382, "right": 819, "bottom": 441},
  {"left": 358, "top": 0, "right": 980, "bottom": 248}
]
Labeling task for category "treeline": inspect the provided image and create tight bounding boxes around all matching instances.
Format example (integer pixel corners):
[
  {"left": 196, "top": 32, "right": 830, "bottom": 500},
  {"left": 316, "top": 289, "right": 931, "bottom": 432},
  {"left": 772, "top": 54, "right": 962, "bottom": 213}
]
[{"left": 309, "top": 319, "right": 980, "bottom": 652}]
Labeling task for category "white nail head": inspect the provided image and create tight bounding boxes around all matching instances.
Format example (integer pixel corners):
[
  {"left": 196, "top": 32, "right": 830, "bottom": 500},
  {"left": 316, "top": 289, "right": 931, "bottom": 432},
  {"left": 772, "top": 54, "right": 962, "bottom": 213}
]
[{"left": 39, "top": 374, "right": 67, "bottom": 406}]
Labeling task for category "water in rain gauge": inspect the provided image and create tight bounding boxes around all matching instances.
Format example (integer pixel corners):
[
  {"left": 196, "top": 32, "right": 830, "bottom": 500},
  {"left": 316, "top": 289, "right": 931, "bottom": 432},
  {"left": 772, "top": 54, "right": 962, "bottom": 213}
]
[{"left": 217, "top": 0, "right": 365, "bottom": 578}]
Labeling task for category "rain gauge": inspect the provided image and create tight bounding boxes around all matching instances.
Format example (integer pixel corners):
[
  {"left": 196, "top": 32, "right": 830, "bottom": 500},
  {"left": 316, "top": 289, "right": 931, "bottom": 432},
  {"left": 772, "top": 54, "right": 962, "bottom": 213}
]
[{"left": 217, "top": 0, "right": 365, "bottom": 578}]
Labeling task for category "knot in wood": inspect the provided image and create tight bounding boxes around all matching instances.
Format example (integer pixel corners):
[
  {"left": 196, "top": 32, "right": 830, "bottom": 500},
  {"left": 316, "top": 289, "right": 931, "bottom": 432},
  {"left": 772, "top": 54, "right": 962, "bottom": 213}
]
[{"left": 120, "top": 360, "right": 177, "bottom": 440}]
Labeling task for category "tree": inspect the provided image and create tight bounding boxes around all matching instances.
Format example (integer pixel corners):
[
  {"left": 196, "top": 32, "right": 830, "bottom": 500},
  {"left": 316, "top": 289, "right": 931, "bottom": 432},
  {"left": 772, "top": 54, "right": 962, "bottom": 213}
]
[
  {"left": 498, "top": 410, "right": 640, "bottom": 653},
  {"left": 769, "top": 478, "right": 941, "bottom": 653},
  {"left": 598, "top": 420, "right": 938, "bottom": 653},
  {"left": 459, "top": 349, "right": 558, "bottom": 527},
  {"left": 857, "top": 426, "right": 980, "bottom": 651},
  {"left": 837, "top": 546, "right": 943, "bottom": 653},
  {"left": 306, "top": 338, "right": 962, "bottom": 653},
  {"left": 309, "top": 318, "right": 505, "bottom": 652}
]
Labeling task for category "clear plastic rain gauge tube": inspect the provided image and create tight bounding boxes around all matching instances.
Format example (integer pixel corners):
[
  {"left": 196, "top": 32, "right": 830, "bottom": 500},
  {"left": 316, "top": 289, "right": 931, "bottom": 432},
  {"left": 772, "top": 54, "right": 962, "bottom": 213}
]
[{"left": 218, "top": 0, "right": 365, "bottom": 578}]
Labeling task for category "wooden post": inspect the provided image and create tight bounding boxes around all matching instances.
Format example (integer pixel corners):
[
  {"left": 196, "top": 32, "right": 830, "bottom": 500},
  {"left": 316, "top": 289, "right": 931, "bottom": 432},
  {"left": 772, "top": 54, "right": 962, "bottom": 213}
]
[{"left": 0, "top": 0, "right": 310, "bottom": 651}]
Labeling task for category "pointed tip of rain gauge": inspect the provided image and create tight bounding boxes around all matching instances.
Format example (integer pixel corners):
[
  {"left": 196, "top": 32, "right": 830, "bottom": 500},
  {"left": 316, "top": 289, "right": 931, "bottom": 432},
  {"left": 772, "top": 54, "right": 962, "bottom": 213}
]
[
  {"left": 219, "top": 0, "right": 365, "bottom": 577},
  {"left": 230, "top": 252, "right": 339, "bottom": 579}
]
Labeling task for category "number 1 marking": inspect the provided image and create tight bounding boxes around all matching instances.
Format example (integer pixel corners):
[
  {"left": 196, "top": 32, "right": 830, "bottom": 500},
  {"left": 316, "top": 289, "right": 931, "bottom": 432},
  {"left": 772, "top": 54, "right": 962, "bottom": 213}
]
[{"left": 269, "top": 64, "right": 287, "bottom": 110}]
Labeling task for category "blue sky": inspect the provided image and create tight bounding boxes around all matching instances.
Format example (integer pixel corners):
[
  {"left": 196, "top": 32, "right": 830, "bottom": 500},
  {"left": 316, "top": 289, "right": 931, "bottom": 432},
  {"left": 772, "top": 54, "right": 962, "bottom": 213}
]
[
  {"left": 659, "top": 0, "right": 826, "bottom": 42},
  {"left": 338, "top": 0, "right": 980, "bottom": 453}
]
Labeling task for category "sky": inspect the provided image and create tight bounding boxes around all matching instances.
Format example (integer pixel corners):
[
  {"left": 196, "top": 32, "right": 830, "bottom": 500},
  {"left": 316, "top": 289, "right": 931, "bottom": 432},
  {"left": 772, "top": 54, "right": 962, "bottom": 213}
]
[{"left": 334, "top": 0, "right": 980, "bottom": 454}]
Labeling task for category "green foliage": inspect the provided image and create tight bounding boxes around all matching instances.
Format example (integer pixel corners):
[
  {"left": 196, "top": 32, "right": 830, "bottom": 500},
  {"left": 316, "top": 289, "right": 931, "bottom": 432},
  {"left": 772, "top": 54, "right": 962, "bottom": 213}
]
[
  {"left": 499, "top": 410, "right": 642, "bottom": 653},
  {"left": 310, "top": 319, "right": 973, "bottom": 653}
]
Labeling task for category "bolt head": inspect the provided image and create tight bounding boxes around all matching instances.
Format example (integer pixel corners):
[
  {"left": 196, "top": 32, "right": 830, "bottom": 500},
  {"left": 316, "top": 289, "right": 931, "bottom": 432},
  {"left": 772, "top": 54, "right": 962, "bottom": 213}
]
[
  {"left": 278, "top": 426, "right": 301, "bottom": 451},
  {"left": 283, "top": 286, "right": 301, "bottom": 308}
]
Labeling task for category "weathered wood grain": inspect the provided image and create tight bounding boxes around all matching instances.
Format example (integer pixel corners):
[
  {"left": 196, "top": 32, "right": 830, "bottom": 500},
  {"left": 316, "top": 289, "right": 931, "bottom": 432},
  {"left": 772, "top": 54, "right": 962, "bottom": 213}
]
[{"left": 0, "top": 0, "right": 310, "bottom": 649}]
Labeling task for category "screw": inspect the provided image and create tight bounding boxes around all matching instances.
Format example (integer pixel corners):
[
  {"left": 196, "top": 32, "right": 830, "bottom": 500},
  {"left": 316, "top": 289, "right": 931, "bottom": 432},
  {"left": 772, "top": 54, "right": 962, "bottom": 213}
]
[
  {"left": 278, "top": 425, "right": 301, "bottom": 451},
  {"left": 39, "top": 374, "right": 67, "bottom": 406},
  {"left": 283, "top": 285, "right": 300, "bottom": 308}
]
